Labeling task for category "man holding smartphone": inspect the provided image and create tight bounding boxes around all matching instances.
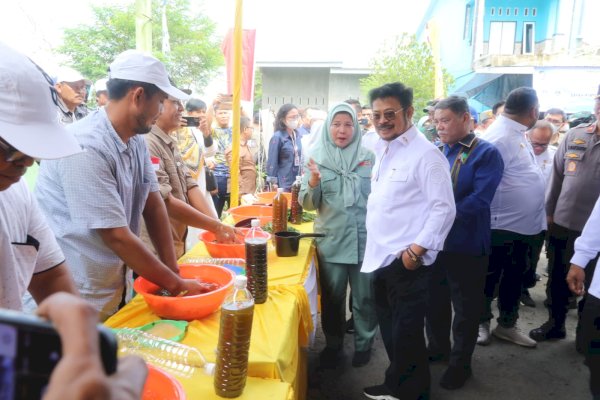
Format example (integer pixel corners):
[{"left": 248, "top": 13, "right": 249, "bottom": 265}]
[{"left": 0, "top": 42, "right": 81, "bottom": 311}]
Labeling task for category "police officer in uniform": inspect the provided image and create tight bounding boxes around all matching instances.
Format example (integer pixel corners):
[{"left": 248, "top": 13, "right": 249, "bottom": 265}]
[{"left": 530, "top": 95, "right": 600, "bottom": 344}]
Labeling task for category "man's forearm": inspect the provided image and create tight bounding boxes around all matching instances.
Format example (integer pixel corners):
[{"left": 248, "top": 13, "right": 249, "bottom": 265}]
[
  {"left": 97, "top": 227, "right": 182, "bottom": 293},
  {"left": 165, "top": 193, "right": 221, "bottom": 232}
]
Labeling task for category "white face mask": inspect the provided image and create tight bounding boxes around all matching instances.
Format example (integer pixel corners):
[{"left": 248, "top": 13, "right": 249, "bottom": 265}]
[{"left": 286, "top": 119, "right": 299, "bottom": 130}]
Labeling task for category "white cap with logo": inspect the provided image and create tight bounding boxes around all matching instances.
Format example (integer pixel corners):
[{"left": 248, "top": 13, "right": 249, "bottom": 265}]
[
  {"left": 0, "top": 42, "right": 83, "bottom": 159},
  {"left": 108, "top": 50, "right": 189, "bottom": 100}
]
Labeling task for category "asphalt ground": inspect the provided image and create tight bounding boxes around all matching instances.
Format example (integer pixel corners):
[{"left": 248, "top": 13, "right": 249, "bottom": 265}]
[{"left": 306, "top": 258, "right": 591, "bottom": 400}]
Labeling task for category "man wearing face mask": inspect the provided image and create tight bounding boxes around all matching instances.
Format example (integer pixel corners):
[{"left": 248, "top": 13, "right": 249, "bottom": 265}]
[{"left": 544, "top": 108, "right": 568, "bottom": 148}]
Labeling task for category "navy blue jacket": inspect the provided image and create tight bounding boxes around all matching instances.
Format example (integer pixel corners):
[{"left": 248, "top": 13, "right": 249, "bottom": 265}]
[
  {"left": 266, "top": 130, "right": 302, "bottom": 191},
  {"left": 440, "top": 133, "right": 504, "bottom": 255}
]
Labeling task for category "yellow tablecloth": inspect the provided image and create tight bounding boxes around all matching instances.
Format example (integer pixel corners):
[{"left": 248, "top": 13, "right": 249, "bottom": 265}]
[{"left": 105, "top": 221, "right": 317, "bottom": 400}]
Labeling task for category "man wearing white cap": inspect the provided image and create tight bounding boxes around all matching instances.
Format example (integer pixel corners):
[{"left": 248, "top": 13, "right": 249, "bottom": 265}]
[
  {"left": 94, "top": 78, "right": 109, "bottom": 108},
  {"left": 36, "top": 50, "right": 207, "bottom": 321},
  {"left": 54, "top": 66, "right": 91, "bottom": 124},
  {"left": 0, "top": 43, "right": 82, "bottom": 311}
]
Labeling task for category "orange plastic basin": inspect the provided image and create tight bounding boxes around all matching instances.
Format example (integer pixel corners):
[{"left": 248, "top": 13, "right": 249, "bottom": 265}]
[
  {"left": 142, "top": 365, "right": 186, "bottom": 400},
  {"left": 199, "top": 227, "right": 271, "bottom": 259},
  {"left": 134, "top": 264, "right": 235, "bottom": 321},
  {"left": 227, "top": 205, "right": 273, "bottom": 226},
  {"left": 255, "top": 191, "right": 292, "bottom": 205}
]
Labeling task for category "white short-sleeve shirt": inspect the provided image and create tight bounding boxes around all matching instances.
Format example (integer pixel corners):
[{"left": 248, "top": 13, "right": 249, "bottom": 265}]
[{"left": 0, "top": 180, "right": 65, "bottom": 310}]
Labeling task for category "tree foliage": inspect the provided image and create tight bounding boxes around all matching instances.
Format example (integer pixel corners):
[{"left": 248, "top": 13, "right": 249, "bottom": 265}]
[
  {"left": 360, "top": 34, "right": 454, "bottom": 118},
  {"left": 57, "top": 0, "right": 223, "bottom": 90}
]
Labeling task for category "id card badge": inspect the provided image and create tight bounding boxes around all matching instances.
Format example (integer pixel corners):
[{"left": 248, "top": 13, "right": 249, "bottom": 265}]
[{"left": 294, "top": 153, "right": 300, "bottom": 167}]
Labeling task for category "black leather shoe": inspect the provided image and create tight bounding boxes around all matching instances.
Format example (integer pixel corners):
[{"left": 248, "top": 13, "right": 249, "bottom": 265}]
[
  {"left": 439, "top": 366, "right": 472, "bottom": 390},
  {"left": 529, "top": 322, "right": 566, "bottom": 342},
  {"left": 352, "top": 349, "right": 371, "bottom": 367},
  {"left": 520, "top": 290, "right": 536, "bottom": 307}
]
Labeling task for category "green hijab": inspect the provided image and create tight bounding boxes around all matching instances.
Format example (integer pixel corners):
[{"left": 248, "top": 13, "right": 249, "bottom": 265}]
[{"left": 310, "top": 102, "right": 363, "bottom": 207}]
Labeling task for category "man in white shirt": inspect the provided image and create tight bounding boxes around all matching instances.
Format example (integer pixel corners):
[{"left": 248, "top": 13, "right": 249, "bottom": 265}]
[
  {"left": 0, "top": 42, "right": 82, "bottom": 310},
  {"left": 478, "top": 87, "right": 546, "bottom": 348},
  {"left": 566, "top": 195, "right": 600, "bottom": 400},
  {"left": 361, "top": 82, "right": 456, "bottom": 400},
  {"left": 528, "top": 120, "right": 556, "bottom": 184},
  {"left": 519, "top": 120, "right": 556, "bottom": 308}
]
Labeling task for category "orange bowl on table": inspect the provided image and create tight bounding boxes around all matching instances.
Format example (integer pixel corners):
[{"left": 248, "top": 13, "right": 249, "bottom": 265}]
[
  {"left": 227, "top": 205, "right": 273, "bottom": 226},
  {"left": 255, "top": 191, "right": 292, "bottom": 205},
  {"left": 142, "top": 364, "right": 186, "bottom": 400},
  {"left": 198, "top": 227, "right": 271, "bottom": 259},
  {"left": 133, "top": 264, "right": 235, "bottom": 321}
]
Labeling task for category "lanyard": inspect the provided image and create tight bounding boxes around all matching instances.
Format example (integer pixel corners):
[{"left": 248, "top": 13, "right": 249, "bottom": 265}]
[{"left": 290, "top": 131, "right": 300, "bottom": 166}]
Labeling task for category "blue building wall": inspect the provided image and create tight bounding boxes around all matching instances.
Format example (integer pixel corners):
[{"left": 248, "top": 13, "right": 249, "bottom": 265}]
[
  {"left": 416, "top": 0, "right": 476, "bottom": 87},
  {"left": 483, "top": 0, "right": 558, "bottom": 44}
]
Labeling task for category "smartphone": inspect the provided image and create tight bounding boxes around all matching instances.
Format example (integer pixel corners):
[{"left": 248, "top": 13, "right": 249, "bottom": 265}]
[
  {"left": 0, "top": 308, "right": 118, "bottom": 400},
  {"left": 183, "top": 116, "right": 200, "bottom": 127}
]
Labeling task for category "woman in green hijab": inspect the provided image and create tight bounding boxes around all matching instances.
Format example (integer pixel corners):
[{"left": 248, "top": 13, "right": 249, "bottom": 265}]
[{"left": 299, "top": 102, "right": 378, "bottom": 369}]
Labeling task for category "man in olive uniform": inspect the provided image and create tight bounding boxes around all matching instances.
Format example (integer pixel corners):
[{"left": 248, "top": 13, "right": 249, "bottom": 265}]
[{"left": 530, "top": 95, "right": 600, "bottom": 344}]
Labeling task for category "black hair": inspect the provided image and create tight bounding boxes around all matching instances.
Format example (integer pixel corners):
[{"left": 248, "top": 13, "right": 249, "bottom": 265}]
[
  {"left": 368, "top": 82, "right": 413, "bottom": 109},
  {"left": 274, "top": 103, "right": 298, "bottom": 131},
  {"left": 504, "top": 87, "right": 538, "bottom": 116},
  {"left": 545, "top": 107, "right": 566, "bottom": 122},
  {"left": 240, "top": 116, "right": 252, "bottom": 131},
  {"left": 434, "top": 96, "right": 469, "bottom": 116},
  {"left": 106, "top": 78, "right": 161, "bottom": 101},
  {"left": 186, "top": 98, "right": 207, "bottom": 112},
  {"left": 492, "top": 101, "right": 506, "bottom": 116}
]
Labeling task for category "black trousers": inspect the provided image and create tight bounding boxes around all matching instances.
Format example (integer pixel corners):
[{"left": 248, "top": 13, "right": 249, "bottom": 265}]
[
  {"left": 546, "top": 224, "right": 598, "bottom": 327},
  {"left": 523, "top": 231, "right": 546, "bottom": 289},
  {"left": 425, "top": 252, "right": 488, "bottom": 368},
  {"left": 374, "top": 258, "right": 431, "bottom": 400},
  {"left": 482, "top": 229, "right": 539, "bottom": 328},
  {"left": 581, "top": 294, "right": 600, "bottom": 397},
  {"left": 213, "top": 175, "right": 230, "bottom": 218}
]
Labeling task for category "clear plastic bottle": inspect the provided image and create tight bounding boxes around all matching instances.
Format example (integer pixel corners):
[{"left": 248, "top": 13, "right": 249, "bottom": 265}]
[
  {"left": 290, "top": 175, "right": 303, "bottom": 225},
  {"left": 214, "top": 275, "right": 255, "bottom": 398},
  {"left": 115, "top": 327, "right": 211, "bottom": 378},
  {"left": 245, "top": 219, "right": 269, "bottom": 304},
  {"left": 272, "top": 187, "right": 288, "bottom": 234}
]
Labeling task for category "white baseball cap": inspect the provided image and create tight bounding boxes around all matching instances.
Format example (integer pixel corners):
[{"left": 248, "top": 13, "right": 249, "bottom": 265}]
[
  {"left": 108, "top": 50, "right": 189, "bottom": 100},
  {"left": 0, "top": 43, "right": 83, "bottom": 159},
  {"left": 55, "top": 66, "right": 91, "bottom": 85},
  {"left": 94, "top": 78, "right": 108, "bottom": 93}
]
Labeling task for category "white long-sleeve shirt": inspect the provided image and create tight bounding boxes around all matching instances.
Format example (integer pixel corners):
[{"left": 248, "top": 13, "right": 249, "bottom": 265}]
[
  {"left": 571, "top": 195, "right": 600, "bottom": 299},
  {"left": 362, "top": 126, "right": 456, "bottom": 272},
  {"left": 482, "top": 116, "right": 546, "bottom": 235}
]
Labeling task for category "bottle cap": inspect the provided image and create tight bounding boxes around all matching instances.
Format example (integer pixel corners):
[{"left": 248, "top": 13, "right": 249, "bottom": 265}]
[
  {"left": 234, "top": 275, "right": 248, "bottom": 289},
  {"left": 277, "top": 188, "right": 284, "bottom": 193},
  {"left": 251, "top": 219, "right": 260, "bottom": 227}
]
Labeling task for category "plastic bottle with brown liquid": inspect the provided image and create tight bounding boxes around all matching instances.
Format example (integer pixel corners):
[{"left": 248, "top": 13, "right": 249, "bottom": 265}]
[
  {"left": 245, "top": 219, "right": 269, "bottom": 304},
  {"left": 290, "top": 176, "right": 303, "bottom": 225},
  {"left": 272, "top": 187, "right": 288, "bottom": 234},
  {"left": 214, "top": 275, "right": 254, "bottom": 398}
]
